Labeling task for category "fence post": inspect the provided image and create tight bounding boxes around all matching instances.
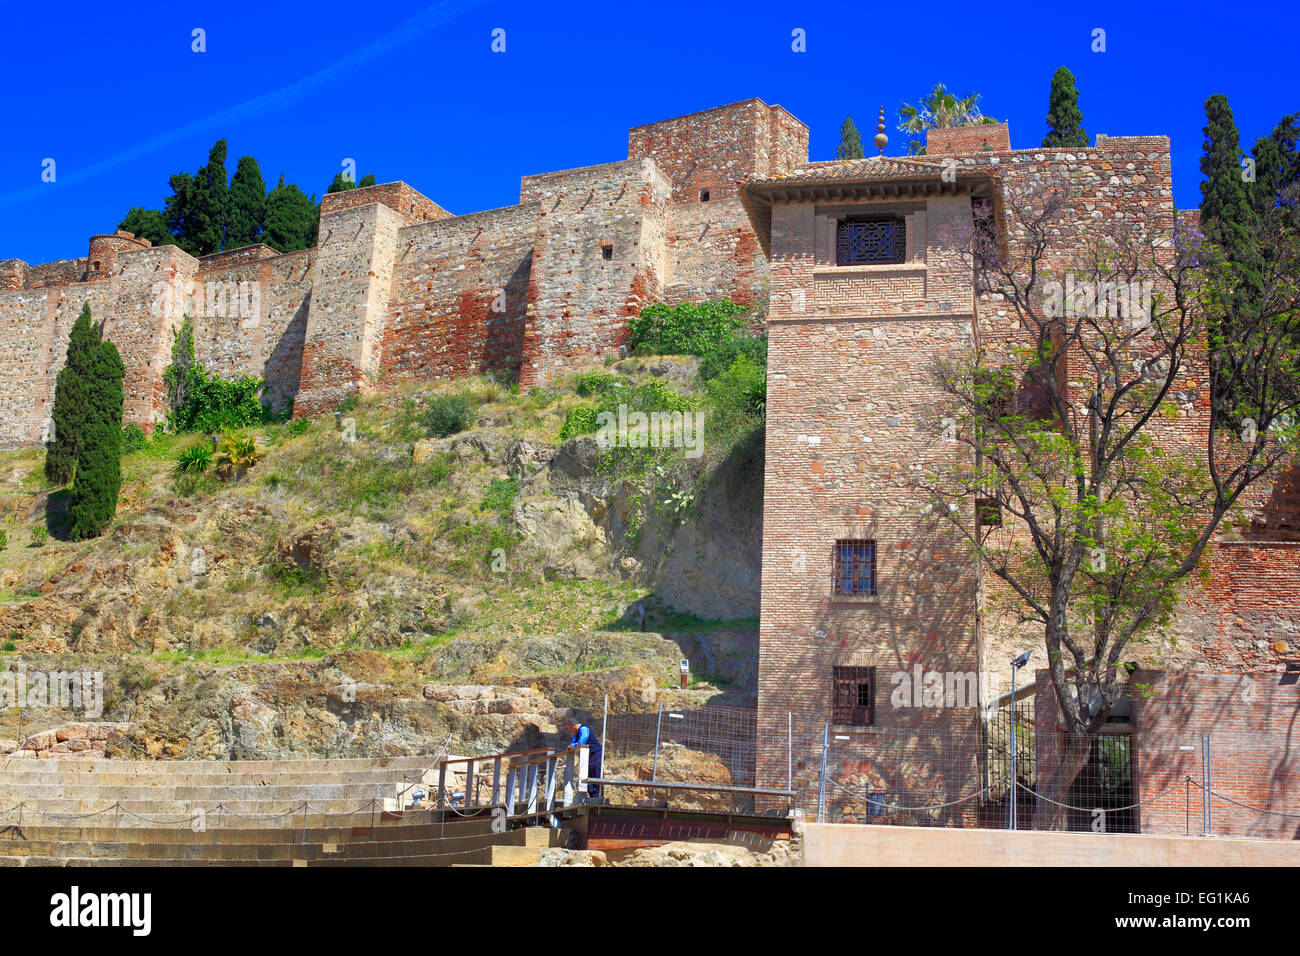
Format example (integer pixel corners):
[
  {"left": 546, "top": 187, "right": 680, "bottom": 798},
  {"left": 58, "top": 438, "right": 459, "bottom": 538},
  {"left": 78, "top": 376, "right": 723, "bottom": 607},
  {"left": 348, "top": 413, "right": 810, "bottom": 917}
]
[
  {"left": 545, "top": 754, "right": 559, "bottom": 811},
  {"left": 1204, "top": 734, "right": 1213, "bottom": 837},
  {"left": 651, "top": 703, "right": 663, "bottom": 783},
  {"left": 816, "top": 723, "right": 829, "bottom": 824},
  {"left": 491, "top": 757, "right": 502, "bottom": 807},
  {"left": 601, "top": 693, "right": 609, "bottom": 772},
  {"left": 437, "top": 761, "right": 447, "bottom": 810},
  {"left": 466, "top": 760, "right": 476, "bottom": 808},
  {"left": 1201, "top": 734, "right": 1209, "bottom": 837}
]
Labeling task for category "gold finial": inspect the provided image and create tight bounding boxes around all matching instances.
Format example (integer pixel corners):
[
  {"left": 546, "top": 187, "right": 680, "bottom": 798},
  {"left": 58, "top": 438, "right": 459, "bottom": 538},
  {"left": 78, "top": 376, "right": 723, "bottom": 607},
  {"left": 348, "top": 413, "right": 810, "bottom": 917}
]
[{"left": 873, "top": 105, "right": 888, "bottom": 156}]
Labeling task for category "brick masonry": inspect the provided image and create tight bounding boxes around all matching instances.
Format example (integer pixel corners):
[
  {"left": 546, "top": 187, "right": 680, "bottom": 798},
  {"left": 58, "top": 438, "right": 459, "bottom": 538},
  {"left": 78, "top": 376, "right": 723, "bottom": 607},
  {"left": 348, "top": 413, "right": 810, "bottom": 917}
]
[
  {"left": 0, "top": 97, "right": 805, "bottom": 433},
  {"left": 2, "top": 102, "right": 1297, "bottom": 794}
]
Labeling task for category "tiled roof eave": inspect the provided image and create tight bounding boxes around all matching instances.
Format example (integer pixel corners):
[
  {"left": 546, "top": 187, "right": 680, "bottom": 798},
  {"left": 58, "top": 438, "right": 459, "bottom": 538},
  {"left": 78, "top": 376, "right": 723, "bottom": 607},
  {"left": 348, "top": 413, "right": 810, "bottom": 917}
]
[{"left": 745, "top": 175, "right": 996, "bottom": 203}]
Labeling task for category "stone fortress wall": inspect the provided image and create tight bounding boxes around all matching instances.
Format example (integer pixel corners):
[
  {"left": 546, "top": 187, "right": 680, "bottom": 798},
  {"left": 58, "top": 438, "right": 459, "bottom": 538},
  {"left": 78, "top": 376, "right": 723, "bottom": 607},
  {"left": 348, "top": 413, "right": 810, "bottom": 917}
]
[{"left": 0, "top": 98, "right": 807, "bottom": 441}]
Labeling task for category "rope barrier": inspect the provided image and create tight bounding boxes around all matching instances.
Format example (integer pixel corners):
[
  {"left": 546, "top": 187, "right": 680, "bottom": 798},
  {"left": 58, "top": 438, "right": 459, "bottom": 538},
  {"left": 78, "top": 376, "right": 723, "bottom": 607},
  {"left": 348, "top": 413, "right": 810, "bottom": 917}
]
[{"left": 1013, "top": 775, "right": 1190, "bottom": 814}]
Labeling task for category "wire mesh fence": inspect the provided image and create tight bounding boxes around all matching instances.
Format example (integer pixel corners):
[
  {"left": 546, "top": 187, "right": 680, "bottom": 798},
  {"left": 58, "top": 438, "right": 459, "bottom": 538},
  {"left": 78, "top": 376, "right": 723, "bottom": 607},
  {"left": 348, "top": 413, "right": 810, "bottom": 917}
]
[{"left": 598, "top": 693, "right": 1299, "bottom": 839}]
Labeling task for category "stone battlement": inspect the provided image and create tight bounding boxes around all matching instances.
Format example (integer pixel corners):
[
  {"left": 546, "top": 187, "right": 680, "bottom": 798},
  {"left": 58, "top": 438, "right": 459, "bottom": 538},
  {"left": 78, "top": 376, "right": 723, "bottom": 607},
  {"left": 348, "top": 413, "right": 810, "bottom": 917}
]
[{"left": 0, "top": 98, "right": 809, "bottom": 443}]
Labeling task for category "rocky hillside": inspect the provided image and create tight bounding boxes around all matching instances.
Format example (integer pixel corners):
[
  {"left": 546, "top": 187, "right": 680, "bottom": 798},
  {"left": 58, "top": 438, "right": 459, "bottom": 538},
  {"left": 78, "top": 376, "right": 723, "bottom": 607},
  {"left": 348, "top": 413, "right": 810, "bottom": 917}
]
[{"left": 0, "top": 356, "right": 763, "bottom": 768}]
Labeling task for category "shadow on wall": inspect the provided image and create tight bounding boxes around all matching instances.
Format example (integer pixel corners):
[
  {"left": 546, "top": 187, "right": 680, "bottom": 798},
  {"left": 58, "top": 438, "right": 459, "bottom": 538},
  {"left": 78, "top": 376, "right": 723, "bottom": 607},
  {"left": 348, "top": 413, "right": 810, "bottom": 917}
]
[
  {"left": 262, "top": 293, "right": 310, "bottom": 415},
  {"left": 483, "top": 252, "right": 531, "bottom": 377}
]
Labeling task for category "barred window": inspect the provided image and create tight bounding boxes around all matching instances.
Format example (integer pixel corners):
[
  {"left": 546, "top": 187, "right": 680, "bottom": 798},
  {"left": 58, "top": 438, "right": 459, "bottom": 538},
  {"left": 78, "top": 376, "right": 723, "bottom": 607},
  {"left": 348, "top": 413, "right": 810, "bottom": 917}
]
[
  {"left": 833, "top": 666, "right": 876, "bottom": 726},
  {"left": 835, "top": 217, "right": 906, "bottom": 266},
  {"left": 833, "top": 539, "right": 876, "bottom": 596}
]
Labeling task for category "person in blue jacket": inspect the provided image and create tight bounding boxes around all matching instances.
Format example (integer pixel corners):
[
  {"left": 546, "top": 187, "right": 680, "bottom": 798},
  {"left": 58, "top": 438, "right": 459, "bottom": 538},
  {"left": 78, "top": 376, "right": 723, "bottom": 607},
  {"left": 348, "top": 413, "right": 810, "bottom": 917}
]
[{"left": 564, "top": 716, "right": 602, "bottom": 798}]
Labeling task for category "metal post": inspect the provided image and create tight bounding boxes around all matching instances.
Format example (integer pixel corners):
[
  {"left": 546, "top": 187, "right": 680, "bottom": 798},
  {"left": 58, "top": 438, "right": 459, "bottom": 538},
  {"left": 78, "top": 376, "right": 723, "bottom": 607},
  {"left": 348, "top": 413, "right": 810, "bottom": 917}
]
[
  {"left": 504, "top": 768, "right": 517, "bottom": 816},
  {"left": 601, "top": 693, "right": 609, "bottom": 772},
  {"left": 437, "top": 761, "right": 447, "bottom": 810},
  {"left": 816, "top": 723, "right": 829, "bottom": 824},
  {"left": 545, "top": 753, "right": 559, "bottom": 810},
  {"left": 491, "top": 757, "right": 502, "bottom": 807},
  {"left": 466, "top": 760, "right": 476, "bottom": 808},
  {"left": 651, "top": 702, "right": 663, "bottom": 783},
  {"left": 1204, "top": 734, "right": 1213, "bottom": 837},
  {"left": 1010, "top": 667, "right": 1017, "bottom": 832},
  {"left": 1201, "top": 734, "right": 1209, "bottom": 837},
  {"left": 787, "top": 711, "right": 793, "bottom": 793}
]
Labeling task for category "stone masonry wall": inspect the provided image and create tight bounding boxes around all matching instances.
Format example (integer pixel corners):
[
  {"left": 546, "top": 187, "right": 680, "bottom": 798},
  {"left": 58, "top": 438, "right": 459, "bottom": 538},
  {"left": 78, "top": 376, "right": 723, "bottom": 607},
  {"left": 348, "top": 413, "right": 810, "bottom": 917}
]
[
  {"left": 381, "top": 203, "right": 536, "bottom": 383},
  {"left": 519, "top": 158, "right": 672, "bottom": 386}
]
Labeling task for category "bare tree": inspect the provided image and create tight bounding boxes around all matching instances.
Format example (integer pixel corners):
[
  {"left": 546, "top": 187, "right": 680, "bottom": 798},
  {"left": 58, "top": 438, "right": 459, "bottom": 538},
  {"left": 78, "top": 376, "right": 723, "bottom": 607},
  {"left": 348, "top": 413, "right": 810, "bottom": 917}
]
[{"left": 919, "top": 181, "right": 1300, "bottom": 827}]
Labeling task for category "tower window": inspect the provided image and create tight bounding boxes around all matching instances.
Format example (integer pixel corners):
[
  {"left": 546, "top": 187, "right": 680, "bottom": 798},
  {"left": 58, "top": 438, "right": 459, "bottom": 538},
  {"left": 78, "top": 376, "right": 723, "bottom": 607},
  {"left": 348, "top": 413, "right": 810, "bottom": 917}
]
[
  {"left": 601, "top": 244, "right": 613, "bottom": 261},
  {"left": 835, "top": 217, "right": 906, "bottom": 266},
  {"left": 833, "top": 666, "right": 876, "bottom": 726},
  {"left": 699, "top": 189, "right": 710, "bottom": 202},
  {"left": 833, "top": 539, "right": 876, "bottom": 596},
  {"left": 92, "top": 261, "right": 101, "bottom": 272}
]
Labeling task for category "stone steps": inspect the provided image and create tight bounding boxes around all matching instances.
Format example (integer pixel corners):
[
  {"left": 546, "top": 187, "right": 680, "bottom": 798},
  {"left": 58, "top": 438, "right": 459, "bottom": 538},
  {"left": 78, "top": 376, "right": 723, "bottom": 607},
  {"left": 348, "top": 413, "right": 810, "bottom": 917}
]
[{"left": 0, "top": 755, "right": 439, "bottom": 775}]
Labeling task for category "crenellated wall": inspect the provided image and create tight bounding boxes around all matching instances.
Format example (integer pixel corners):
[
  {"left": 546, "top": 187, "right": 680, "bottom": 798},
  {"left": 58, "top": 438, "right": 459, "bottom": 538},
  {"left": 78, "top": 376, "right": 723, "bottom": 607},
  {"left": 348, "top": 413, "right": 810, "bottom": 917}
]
[{"left": 1, "top": 98, "right": 810, "bottom": 443}]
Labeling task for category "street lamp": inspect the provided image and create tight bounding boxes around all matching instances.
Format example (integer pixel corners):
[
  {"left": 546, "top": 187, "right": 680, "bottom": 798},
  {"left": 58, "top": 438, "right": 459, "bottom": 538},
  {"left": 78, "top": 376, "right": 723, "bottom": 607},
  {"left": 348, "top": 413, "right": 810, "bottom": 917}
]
[{"left": 1009, "top": 651, "right": 1031, "bottom": 831}]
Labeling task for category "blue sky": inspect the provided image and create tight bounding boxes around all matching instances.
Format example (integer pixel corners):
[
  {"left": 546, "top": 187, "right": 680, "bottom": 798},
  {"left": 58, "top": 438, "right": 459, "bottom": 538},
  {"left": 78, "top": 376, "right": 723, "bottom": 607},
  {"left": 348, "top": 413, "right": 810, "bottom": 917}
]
[{"left": 1, "top": 0, "right": 1296, "bottom": 265}]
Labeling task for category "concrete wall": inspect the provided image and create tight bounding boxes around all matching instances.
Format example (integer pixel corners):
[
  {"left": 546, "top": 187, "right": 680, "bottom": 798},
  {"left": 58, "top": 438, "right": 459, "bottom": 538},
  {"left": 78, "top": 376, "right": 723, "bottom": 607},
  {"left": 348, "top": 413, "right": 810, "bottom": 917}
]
[{"left": 803, "top": 821, "right": 1300, "bottom": 866}]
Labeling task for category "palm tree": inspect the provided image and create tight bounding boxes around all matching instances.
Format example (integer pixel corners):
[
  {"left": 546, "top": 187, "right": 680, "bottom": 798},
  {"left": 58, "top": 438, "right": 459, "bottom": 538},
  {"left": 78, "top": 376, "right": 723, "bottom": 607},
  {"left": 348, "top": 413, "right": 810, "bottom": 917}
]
[
  {"left": 897, "top": 83, "right": 997, "bottom": 154},
  {"left": 214, "top": 434, "right": 263, "bottom": 481}
]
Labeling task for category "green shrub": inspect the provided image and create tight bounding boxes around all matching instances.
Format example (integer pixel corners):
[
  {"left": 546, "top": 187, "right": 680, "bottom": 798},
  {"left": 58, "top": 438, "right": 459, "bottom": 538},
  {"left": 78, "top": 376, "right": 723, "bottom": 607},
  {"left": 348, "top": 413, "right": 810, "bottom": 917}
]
[
  {"left": 120, "top": 423, "right": 149, "bottom": 454},
  {"left": 286, "top": 417, "right": 312, "bottom": 436},
  {"left": 174, "top": 443, "right": 213, "bottom": 475},
  {"left": 698, "top": 334, "right": 767, "bottom": 382},
  {"left": 625, "top": 300, "right": 748, "bottom": 356},
  {"left": 0, "top": 530, "right": 7, "bottom": 549},
  {"left": 166, "top": 363, "right": 266, "bottom": 434},
  {"left": 337, "top": 392, "right": 360, "bottom": 414},
  {"left": 481, "top": 477, "right": 520, "bottom": 515},
  {"left": 705, "top": 355, "right": 767, "bottom": 432},
  {"left": 2, "top": 642, "right": 15, "bottom": 652},
  {"left": 559, "top": 405, "right": 600, "bottom": 440},
  {"left": 29, "top": 527, "right": 49, "bottom": 548},
  {"left": 575, "top": 372, "right": 624, "bottom": 397},
  {"left": 423, "top": 394, "right": 476, "bottom": 437},
  {"left": 707, "top": 356, "right": 764, "bottom": 418}
]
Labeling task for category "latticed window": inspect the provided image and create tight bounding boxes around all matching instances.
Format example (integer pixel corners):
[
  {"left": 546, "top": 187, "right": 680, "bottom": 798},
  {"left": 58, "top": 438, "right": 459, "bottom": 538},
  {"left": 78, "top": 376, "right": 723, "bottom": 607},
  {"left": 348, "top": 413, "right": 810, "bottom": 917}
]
[
  {"left": 835, "top": 217, "right": 906, "bottom": 265},
  {"left": 833, "top": 666, "right": 876, "bottom": 726},
  {"left": 833, "top": 539, "right": 876, "bottom": 596}
]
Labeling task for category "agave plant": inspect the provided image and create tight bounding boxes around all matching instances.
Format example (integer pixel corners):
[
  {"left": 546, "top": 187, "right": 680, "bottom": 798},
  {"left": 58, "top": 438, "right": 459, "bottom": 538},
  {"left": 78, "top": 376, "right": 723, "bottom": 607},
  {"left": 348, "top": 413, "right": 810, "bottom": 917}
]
[
  {"left": 897, "top": 83, "right": 997, "bottom": 154},
  {"left": 214, "top": 434, "right": 264, "bottom": 481},
  {"left": 173, "top": 443, "right": 213, "bottom": 475}
]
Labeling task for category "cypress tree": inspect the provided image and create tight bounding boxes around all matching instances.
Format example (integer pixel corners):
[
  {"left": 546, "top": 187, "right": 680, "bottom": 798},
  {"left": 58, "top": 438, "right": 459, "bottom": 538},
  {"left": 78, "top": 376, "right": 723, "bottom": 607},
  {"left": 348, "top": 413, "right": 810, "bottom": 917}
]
[
  {"left": 67, "top": 335, "right": 125, "bottom": 541},
  {"left": 163, "top": 171, "right": 201, "bottom": 257},
  {"left": 226, "top": 156, "right": 267, "bottom": 249},
  {"left": 1200, "top": 95, "right": 1262, "bottom": 336},
  {"left": 1250, "top": 113, "right": 1300, "bottom": 222},
  {"left": 1042, "top": 67, "right": 1088, "bottom": 148},
  {"left": 117, "top": 207, "right": 172, "bottom": 247},
  {"left": 193, "top": 139, "right": 230, "bottom": 254},
  {"left": 836, "top": 117, "right": 865, "bottom": 160},
  {"left": 44, "top": 304, "right": 99, "bottom": 485},
  {"left": 263, "top": 175, "right": 318, "bottom": 253},
  {"left": 1200, "top": 95, "right": 1257, "bottom": 252}
]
